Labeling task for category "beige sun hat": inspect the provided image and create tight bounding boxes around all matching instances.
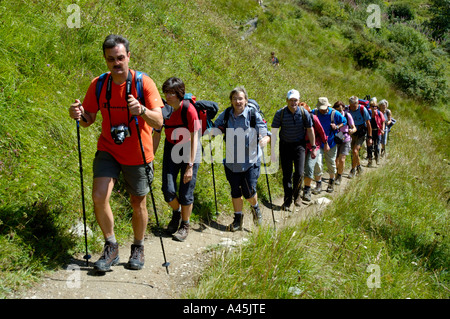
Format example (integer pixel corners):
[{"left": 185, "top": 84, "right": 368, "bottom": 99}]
[{"left": 316, "top": 97, "right": 331, "bottom": 111}]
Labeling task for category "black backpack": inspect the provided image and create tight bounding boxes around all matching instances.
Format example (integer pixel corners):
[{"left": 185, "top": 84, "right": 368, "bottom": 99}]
[{"left": 163, "top": 93, "right": 219, "bottom": 134}]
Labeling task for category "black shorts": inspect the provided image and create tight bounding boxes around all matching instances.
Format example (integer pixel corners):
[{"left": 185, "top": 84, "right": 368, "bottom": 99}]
[{"left": 224, "top": 164, "right": 260, "bottom": 199}]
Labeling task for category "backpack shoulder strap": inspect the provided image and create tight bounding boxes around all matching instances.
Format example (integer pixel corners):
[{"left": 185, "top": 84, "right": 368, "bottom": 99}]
[
  {"left": 300, "top": 106, "right": 308, "bottom": 129},
  {"left": 181, "top": 99, "right": 190, "bottom": 128},
  {"left": 134, "top": 70, "right": 147, "bottom": 106},
  {"left": 280, "top": 106, "right": 287, "bottom": 127},
  {"left": 249, "top": 105, "right": 256, "bottom": 128},
  {"left": 223, "top": 106, "right": 232, "bottom": 129},
  {"left": 95, "top": 72, "right": 109, "bottom": 110},
  {"left": 331, "top": 109, "right": 335, "bottom": 124}
]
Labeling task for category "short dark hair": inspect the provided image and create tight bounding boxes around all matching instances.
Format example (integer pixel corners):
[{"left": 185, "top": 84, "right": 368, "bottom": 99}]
[
  {"left": 102, "top": 34, "right": 130, "bottom": 56},
  {"left": 162, "top": 77, "right": 185, "bottom": 101},
  {"left": 333, "top": 101, "right": 345, "bottom": 109}
]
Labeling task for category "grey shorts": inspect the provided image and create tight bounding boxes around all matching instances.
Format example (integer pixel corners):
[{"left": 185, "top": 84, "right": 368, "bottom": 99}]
[
  {"left": 351, "top": 134, "right": 366, "bottom": 148},
  {"left": 93, "top": 151, "right": 153, "bottom": 197},
  {"left": 337, "top": 141, "right": 351, "bottom": 156}
]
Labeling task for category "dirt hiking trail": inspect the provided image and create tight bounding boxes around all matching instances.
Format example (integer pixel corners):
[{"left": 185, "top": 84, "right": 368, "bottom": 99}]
[{"left": 15, "top": 158, "right": 378, "bottom": 299}]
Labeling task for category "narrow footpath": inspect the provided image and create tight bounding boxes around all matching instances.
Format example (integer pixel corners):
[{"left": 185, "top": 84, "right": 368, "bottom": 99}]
[{"left": 15, "top": 157, "right": 376, "bottom": 299}]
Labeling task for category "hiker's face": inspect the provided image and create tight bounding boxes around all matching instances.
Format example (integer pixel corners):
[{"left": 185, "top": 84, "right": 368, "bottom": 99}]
[
  {"left": 334, "top": 104, "right": 344, "bottom": 114},
  {"left": 231, "top": 92, "right": 247, "bottom": 114},
  {"left": 349, "top": 101, "right": 358, "bottom": 110},
  {"left": 319, "top": 108, "right": 328, "bottom": 115},
  {"left": 379, "top": 104, "right": 386, "bottom": 112},
  {"left": 164, "top": 91, "right": 181, "bottom": 108},
  {"left": 287, "top": 98, "right": 299, "bottom": 111},
  {"left": 104, "top": 44, "right": 130, "bottom": 77}
]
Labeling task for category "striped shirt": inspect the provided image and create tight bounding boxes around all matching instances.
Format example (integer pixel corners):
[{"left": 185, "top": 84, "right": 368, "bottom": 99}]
[{"left": 271, "top": 106, "right": 313, "bottom": 143}]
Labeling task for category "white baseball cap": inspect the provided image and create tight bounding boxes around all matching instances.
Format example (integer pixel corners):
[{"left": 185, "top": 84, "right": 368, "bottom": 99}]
[{"left": 286, "top": 89, "right": 300, "bottom": 100}]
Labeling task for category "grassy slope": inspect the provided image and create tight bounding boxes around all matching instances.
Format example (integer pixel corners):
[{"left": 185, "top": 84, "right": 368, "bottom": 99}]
[{"left": 0, "top": 0, "right": 448, "bottom": 297}]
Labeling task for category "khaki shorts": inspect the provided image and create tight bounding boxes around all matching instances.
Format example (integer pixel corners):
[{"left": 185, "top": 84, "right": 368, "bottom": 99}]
[{"left": 93, "top": 151, "right": 153, "bottom": 196}]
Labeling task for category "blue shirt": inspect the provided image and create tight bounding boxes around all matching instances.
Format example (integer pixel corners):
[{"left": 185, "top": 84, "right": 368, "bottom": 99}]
[
  {"left": 214, "top": 105, "right": 268, "bottom": 173},
  {"left": 313, "top": 107, "right": 347, "bottom": 149},
  {"left": 271, "top": 106, "right": 313, "bottom": 143},
  {"left": 349, "top": 106, "right": 371, "bottom": 127}
]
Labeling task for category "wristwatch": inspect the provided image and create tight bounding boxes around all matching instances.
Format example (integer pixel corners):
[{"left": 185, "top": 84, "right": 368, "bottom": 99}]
[
  {"left": 188, "top": 163, "right": 194, "bottom": 168},
  {"left": 140, "top": 105, "right": 146, "bottom": 116}
]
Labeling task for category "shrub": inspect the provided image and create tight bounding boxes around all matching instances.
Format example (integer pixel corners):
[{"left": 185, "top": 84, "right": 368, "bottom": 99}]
[
  {"left": 388, "top": 3, "right": 415, "bottom": 21},
  {"left": 387, "top": 23, "right": 429, "bottom": 54},
  {"left": 391, "top": 53, "right": 448, "bottom": 101},
  {"left": 350, "top": 40, "right": 388, "bottom": 69},
  {"left": 424, "top": 0, "right": 450, "bottom": 40}
]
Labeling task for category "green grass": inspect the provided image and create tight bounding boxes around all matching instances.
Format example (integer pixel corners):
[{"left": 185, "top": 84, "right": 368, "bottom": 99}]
[
  {"left": 188, "top": 118, "right": 449, "bottom": 298},
  {"left": 0, "top": 0, "right": 448, "bottom": 297}
]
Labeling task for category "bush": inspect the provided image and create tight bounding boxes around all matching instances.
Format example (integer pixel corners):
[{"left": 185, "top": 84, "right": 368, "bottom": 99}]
[
  {"left": 388, "top": 3, "right": 415, "bottom": 21},
  {"left": 387, "top": 23, "right": 429, "bottom": 54},
  {"left": 425, "top": 0, "right": 450, "bottom": 40},
  {"left": 351, "top": 40, "right": 388, "bottom": 69},
  {"left": 391, "top": 53, "right": 448, "bottom": 101}
]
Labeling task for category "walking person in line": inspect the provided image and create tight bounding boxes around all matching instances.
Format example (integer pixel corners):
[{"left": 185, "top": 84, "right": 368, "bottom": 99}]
[
  {"left": 333, "top": 101, "right": 356, "bottom": 185},
  {"left": 378, "top": 99, "right": 393, "bottom": 158},
  {"left": 347, "top": 95, "right": 372, "bottom": 178},
  {"left": 152, "top": 77, "right": 201, "bottom": 242},
  {"left": 367, "top": 99, "right": 385, "bottom": 167},
  {"left": 68, "top": 34, "right": 164, "bottom": 271},
  {"left": 311, "top": 97, "right": 347, "bottom": 194},
  {"left": 271, "top": 90, "right": 315, "bottom": 209},
  {"left": 214, "top": 86, "right": 270, "bottom": 231},
  {"left": 299, "top": 102, "right": 326, "bottom": 202}
]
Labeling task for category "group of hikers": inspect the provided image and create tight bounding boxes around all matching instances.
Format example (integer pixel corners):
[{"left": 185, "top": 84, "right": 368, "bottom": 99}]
[{"left": 68, "top": 35, "right": 395, "bottom": 272}]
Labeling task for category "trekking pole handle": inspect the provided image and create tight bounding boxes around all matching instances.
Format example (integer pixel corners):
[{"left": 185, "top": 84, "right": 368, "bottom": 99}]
[{"left": 71, "top": 100, "right": 87, "bottom": 123}]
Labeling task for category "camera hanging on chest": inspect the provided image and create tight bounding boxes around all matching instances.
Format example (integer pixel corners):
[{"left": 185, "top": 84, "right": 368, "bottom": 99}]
[{"left": 106, "top": 70, "right": 134, "bottom": 145}]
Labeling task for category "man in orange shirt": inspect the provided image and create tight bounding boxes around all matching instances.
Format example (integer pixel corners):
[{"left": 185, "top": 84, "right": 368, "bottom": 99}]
[{"left": 69, "top": 35, "right": 163, "bottom": 272}]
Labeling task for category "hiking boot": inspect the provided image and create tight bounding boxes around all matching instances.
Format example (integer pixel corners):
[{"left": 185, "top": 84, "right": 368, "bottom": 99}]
[
  {"left": 282, "top": 204, "right": 291, "bottom": 212},
  {"left": 294, "top": 196, "right": 302, "bottom": 207},
  {"left": 166, "top": 210, "right": 181, "bottom": 234},
  {"left": 367, "top": 158, "right": 373, "bottom": 167},
  {"left": 348, "top": 168, "right": 355, "bottom": 179},
  {"left": 335, "top": 174, "right": 342, "bottom": 186},
  {"left": 126, "top": 244, "right": 144, "bottom": 270},
  {"left": 94, "top": 241, "right": 119, "bottom": 272},
  {"left": 302, "top": 188, "right": 311, "bottom": 202},
  {"left": 173, "top": 221, "right": 189, "bottom": 242},
  {"left": 251, "top": 205, "right": 263, "bottom": 226},
  {"left": 356, "top": 165, "right": 363, "bottom": 175},
  {"left": 326, "top": 179, "right": 334, "bottom": 193},
  {"left": 312, "top": 182, "right": 322, "bottom": 195},
  {"left": 227, "top": 213, "right": 243, "bottom": 232}
]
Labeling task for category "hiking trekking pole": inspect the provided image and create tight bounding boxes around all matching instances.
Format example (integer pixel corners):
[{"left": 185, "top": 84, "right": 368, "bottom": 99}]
[
  {"left": 261, "top": 150, "right": 276, "bottom": 229},
  {"left": 75, "top": 118, "right": 91, "bottom": 267},
  {"left": 134, "top": 117, "right": 170, "bottom": 274},
  {"left": 208, "top": 138, "right": 218, "bottom": 216}
]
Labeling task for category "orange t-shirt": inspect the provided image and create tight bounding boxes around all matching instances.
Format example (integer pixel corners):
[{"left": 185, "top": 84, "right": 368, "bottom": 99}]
[{"left": 83, "top": 70, "right": 164, "bottom": 165}]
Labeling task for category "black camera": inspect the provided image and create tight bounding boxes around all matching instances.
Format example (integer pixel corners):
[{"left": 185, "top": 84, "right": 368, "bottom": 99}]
[{"left": 111, "top": 124, "right": 131, "bottom": 145}]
